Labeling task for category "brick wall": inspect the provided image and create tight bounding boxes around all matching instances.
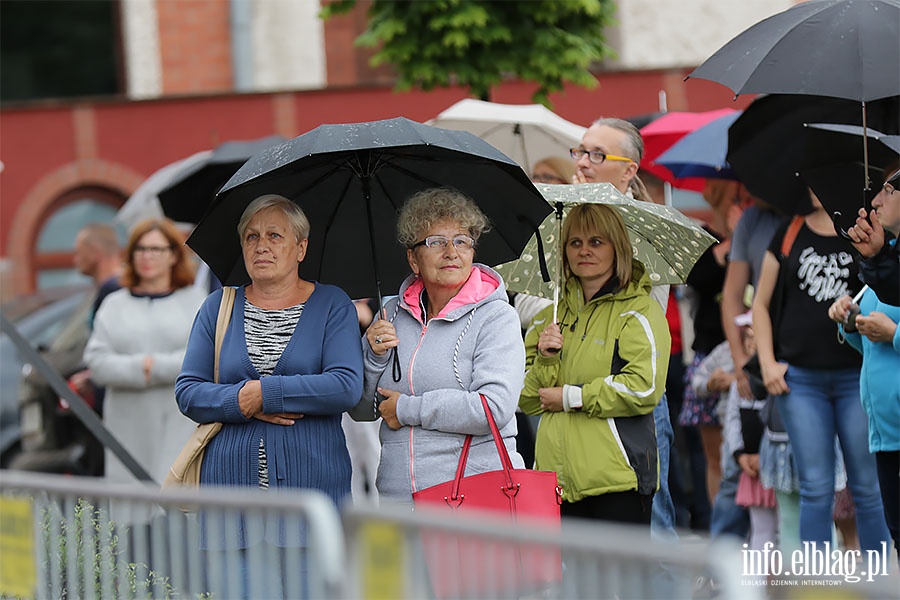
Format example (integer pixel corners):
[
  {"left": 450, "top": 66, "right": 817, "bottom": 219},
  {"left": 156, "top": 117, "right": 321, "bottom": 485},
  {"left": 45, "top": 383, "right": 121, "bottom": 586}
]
[
  {"left": 322, "top": 0, "right": 394, "bottom": 87},
  {"left": 157, "top": 0, "right": 233, "bottom": 94}
]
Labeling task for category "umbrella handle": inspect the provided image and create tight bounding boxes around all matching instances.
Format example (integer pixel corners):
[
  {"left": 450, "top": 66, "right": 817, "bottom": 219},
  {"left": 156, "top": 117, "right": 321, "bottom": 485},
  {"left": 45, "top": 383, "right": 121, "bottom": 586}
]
[
  {"left": 391, "top": 348, "right": 401, "bottom": 382},
  {"left": 534, "top": 230, "right": 552, "bottom": 284},
  {"left": 553, "top": 285, "right": 558, "bottom": 324}
]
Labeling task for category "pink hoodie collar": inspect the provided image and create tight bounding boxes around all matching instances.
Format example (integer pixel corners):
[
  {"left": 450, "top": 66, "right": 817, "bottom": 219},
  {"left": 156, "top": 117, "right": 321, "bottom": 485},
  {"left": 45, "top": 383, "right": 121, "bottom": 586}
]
[{"left": 403, "top": 265, "right": 499, "bottom": 322}]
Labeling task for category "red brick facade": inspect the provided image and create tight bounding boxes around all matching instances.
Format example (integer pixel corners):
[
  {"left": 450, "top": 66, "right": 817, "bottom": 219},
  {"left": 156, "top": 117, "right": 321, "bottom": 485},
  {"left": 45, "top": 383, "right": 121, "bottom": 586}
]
[
  {"left": 0, "top": 1, "right": 752, "bottom": 298},
  {"left": 158, "top": 0, "right": 233, "bottom": 94}
]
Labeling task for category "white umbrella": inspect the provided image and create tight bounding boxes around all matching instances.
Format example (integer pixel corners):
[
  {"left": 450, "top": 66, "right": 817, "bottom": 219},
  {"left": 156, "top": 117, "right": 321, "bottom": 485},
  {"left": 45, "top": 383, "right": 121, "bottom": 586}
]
[
  {"left": 115, "top": 150, "right": 212, "bottom": 230},
  {"left": 428, "top": 98, "right": 585, "bottom": 171}
]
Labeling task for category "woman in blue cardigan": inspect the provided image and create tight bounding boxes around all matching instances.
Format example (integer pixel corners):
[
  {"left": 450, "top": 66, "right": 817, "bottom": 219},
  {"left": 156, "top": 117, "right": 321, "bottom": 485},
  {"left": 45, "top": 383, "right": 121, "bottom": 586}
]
[{"left": 176, "top": 194, "right": 363, "bottom": 598}]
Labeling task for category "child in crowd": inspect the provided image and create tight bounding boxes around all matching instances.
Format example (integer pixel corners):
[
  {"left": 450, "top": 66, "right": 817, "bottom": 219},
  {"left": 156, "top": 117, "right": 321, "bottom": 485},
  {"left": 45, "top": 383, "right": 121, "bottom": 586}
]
[{"left": 721, "top": 313, "right": 778, "bottom": 557}]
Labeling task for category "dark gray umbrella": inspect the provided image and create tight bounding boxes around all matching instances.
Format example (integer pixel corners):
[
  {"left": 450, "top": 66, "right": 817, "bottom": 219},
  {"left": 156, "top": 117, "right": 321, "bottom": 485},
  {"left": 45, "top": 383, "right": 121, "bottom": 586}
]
[
  {"left": 689, "top": 0, "right": 900, "bottom": 211},
  {"left": 186, "top": 117, "right": 551, "bottom": 302},
  {"left": 157, "top": 135, "right": 286, "bottom": 223},
  {"left": 687, "top": 0, "right": 900, "bottom": 102}
]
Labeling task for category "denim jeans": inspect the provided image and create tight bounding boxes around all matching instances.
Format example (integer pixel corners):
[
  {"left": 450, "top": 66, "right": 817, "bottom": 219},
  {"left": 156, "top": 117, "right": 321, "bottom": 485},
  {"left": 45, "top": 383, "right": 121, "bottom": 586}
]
[
  {"left": 651, "top": 396, "right": 678, "bottom": 540},
  {"left": 776, "top": 366, "right": 890, "bottom": 553},
  {"left": 710, "top": 424, "right": 750, "bottom": 540},
  {"left": 710, "top": 449, "right": 750, "bottom": 540}
]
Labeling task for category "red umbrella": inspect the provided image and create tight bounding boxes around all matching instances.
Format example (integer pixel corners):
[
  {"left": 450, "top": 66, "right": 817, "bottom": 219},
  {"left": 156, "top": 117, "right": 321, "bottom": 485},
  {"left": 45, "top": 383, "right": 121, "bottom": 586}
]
[{"left": 639, "top": 108, "right": 738, "bottom": 191}]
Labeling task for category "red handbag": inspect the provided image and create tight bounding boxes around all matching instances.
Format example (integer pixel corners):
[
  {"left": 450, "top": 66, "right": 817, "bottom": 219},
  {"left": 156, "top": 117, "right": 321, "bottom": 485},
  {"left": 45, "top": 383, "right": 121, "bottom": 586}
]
[{"left": 412, "top": 395, "right": 562, "bottom": 598}]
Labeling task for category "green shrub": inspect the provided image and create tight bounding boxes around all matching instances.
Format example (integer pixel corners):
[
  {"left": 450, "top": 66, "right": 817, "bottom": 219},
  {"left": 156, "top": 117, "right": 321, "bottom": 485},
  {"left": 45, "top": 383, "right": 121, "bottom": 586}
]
[{"left": 36, "top": 498, "right": 196, "bottom": 599}]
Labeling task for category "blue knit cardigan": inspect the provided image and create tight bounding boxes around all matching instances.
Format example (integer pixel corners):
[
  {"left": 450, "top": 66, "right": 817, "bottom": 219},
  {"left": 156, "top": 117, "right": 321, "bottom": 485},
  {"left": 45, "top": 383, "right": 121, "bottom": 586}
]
[{"left": 176, "top": 284, "right": 364, "bottom": 508}]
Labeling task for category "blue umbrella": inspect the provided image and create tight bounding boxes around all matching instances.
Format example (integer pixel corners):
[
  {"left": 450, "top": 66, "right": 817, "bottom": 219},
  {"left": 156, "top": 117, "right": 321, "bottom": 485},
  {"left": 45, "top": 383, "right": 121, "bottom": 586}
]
[{"left": 654, "top": 112, "right": 741, "bottom": 180}]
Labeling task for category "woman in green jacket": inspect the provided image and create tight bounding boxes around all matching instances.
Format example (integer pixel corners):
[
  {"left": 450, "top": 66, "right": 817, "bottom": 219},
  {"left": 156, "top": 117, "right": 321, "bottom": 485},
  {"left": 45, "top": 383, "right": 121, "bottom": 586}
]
[{"left": 520, "top": 203, "right": 671, "bottom": 525}]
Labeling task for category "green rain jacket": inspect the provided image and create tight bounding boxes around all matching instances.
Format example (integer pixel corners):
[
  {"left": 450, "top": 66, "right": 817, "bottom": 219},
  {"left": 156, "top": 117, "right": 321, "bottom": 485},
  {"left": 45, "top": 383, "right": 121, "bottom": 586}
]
[{"left": 519, "top": 262, "right": 671, "bottom": 502}]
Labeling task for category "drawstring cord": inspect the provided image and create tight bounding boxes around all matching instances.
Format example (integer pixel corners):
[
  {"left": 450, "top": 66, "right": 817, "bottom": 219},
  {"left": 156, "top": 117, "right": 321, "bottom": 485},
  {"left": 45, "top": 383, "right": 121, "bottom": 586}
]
[
  {"left": 387, "top": 302, "right": 402, "bottom": 382},
  {"left": 581, "top": 304, "right": 601, "bottom": 341},
  {"left": 453, "top": 308, "right": 476, "bottom": 390}
]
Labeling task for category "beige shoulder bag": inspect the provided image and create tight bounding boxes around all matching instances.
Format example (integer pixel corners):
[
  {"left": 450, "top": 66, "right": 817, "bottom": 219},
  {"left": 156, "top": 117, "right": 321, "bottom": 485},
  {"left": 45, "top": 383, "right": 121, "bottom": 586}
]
[{"left": 163, "top": 286, "right": 235, "bottom": 489}]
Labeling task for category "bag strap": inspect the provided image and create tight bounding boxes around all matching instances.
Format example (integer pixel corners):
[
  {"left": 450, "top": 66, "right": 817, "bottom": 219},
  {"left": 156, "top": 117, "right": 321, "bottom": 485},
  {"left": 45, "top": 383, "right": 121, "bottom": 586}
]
[
  {"left": 780, "top": 215, "right": 805, "bottom": 259},
  {"left": 770, "top": 215, "right": 805, "bottom": 335},
  {"left": 450, "top": 394, "right": 515, "bottom": 500},
  {"left": 214, "top": 287, "right": 236, "bottom": 384}
]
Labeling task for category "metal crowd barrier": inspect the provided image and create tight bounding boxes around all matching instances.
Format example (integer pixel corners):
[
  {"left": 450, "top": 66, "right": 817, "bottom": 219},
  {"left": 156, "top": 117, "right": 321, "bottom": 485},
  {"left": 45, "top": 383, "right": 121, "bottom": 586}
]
[
  {"left": 342, "top": 501, "right": 764, "bottom": 600},
  {"left": 4, "top": 470, "right": 896, "bottom": 599},
  {"left": 0, "top": 470, "right": 345, "bottom": 599}
]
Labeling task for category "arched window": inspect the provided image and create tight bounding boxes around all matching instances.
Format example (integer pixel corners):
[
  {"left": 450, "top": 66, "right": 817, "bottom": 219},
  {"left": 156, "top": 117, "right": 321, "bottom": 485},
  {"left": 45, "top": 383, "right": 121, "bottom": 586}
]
[{"left": 33, "top": 187, "right": 125, "bottom": 290}]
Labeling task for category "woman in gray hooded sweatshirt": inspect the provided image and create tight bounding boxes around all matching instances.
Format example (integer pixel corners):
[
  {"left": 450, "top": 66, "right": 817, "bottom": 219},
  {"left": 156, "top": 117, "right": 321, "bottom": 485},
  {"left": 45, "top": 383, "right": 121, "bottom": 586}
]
[{"left": 350, "top": 188, "right": 526, "bottom": 502}]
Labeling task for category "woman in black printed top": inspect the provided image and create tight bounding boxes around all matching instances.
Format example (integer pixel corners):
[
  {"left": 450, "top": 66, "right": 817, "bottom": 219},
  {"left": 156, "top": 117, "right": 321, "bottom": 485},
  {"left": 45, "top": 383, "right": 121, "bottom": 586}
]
[{"left": 752, "top": 189, "right": 890, "bottom": 554}]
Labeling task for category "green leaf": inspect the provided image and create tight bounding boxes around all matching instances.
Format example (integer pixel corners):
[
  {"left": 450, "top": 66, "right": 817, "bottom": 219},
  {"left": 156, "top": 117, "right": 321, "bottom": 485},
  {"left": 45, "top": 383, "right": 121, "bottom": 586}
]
[
  {"left": 318, "top": 0, "right": 358, "bottom": 19},
  {"left": 322, "top": 0, "right": 617, "bottom": 105}
]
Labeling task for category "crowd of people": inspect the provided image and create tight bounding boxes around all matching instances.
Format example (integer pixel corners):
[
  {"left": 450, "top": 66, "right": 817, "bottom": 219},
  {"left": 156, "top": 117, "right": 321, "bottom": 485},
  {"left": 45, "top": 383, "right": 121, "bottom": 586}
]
[{"left": 61, "top": 114, "right": 898, "bottom": 596}]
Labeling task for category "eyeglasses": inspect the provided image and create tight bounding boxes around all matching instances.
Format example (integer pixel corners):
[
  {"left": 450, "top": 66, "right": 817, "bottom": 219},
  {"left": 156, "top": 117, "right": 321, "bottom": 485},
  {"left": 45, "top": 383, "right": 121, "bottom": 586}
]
[
  {"left": 133, "top": 245, "right": 172, "bottom": 257},
  {"left": 411, "top": 235, "right": 476, "bottom": 251},
  {"left": 884, "top": 182, "right": 896, "bottom": 195},
  {"left": 569, "top": 147, "right": 634, "bottom": 165},
  {"left": 532, "top": 173, "right": 567, "bottom": 184}
]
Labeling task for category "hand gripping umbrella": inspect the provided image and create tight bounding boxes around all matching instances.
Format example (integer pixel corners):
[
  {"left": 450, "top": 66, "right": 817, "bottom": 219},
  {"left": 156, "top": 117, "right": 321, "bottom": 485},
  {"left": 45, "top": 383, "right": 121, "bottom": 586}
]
[
  {"left": 493, "top": 183, "right": 717, "bottom": 321},
  {"left": 187, "top": 117, "right": 552, "bottom": 306},
  {"left": 687, "top": 0, "right": 900, "bottom": 216}
]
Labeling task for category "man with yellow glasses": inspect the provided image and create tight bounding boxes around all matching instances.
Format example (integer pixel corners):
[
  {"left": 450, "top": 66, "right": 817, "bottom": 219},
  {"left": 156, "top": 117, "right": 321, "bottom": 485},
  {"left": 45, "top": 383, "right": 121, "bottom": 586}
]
[{"left": 571, "top": 117, "right": 651, "bottom": 203}]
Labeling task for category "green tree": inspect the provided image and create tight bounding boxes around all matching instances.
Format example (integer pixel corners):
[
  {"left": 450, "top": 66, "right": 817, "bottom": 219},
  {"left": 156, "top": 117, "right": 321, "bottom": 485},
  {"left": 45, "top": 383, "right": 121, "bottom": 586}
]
[{"left": 320, "top": 0, "right": 617, "bottom": 106}]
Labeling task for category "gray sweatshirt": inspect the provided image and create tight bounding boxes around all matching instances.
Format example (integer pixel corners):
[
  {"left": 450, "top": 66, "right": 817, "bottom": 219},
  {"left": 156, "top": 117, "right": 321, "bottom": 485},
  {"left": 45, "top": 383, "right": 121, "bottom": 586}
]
[{"left": 350, "top": 264, "right": 526, "bottom": 502}]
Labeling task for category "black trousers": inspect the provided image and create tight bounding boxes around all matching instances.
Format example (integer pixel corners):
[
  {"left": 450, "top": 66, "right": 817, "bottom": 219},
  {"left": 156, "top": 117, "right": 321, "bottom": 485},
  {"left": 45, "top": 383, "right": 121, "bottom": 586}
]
[
  {"left": 875, "top": 450, "right": 900, "bottom": 562},
  {"left": 561, "top": 490, "right": 654, "bottom": 526}
]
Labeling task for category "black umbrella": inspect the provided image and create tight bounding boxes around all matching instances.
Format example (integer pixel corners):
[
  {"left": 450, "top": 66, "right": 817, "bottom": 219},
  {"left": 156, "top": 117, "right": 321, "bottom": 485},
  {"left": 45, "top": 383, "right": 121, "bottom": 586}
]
[
  {"left": 801, "top": 163, "right": 884, "bottom": 234},
  {"left": 687, "top": 0, "right": 900, "bottom": 102},
  {"left": 801, "top": 123, "right": 900, "bottom": 169},
  {"left": 726, "top": 94, "right": 900, "bottom": 215},
  {"left": 800, "top": 124, "right": 900, "bottom": 234},
  {"left": 157, "top": 135, "right": 286, "bottom": 223},
  {"left": 688, "top": 0, "right": 900, "bottom": 215},
  {"left": 186, "top": 117, "right": 552, "bottom": 302}
]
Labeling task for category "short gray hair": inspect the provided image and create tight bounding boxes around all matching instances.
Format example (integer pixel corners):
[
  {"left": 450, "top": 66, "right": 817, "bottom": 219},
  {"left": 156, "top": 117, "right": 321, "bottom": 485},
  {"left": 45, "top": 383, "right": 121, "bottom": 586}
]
[
  {"left": 591, "top": 117, "right": 650, "bottom": 201},
  {"left": 590, "top": 117, "right": 644, "bottom": 162},
  {"left": 396, "top": 188, "right": 490, "bottom": 248},
  {"left": 237, "top": 194, "right": 310, "bottom": 242}
]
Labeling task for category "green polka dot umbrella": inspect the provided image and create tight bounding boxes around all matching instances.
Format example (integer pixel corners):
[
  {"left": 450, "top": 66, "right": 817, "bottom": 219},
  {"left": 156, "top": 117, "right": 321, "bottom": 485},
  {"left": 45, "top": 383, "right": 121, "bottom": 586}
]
[{"left": 494, "top": 183, "right": 716, "bottom": 304}]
